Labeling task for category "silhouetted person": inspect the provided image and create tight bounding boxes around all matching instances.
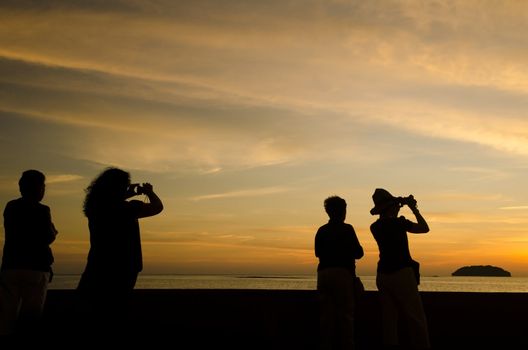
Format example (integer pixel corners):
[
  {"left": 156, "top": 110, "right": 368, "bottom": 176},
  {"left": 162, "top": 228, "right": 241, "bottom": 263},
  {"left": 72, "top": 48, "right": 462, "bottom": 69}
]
[
  {"left": 77, "top": 167, "right": 163, "bottom": 338},
  {"left": 315, "top": 196, "right": 364, "bottom": 350},
  {"left": 0, "top": 170, "right": 58, "bottom": 339},
  {"left": 369, "top": 188, "right": 430, "bottom": 350}
]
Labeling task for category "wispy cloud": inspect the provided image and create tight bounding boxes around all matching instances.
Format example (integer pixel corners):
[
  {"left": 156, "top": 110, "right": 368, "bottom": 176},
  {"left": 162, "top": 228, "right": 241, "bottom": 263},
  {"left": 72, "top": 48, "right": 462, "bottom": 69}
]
[
  {"left": 1, "top": 1, "right": 528, "bottom": 170},
  {"left": 46, "top": 174, "right": 84, "bottom": 184},
  {"left": 191, "top": 186, "right": 291, "bottom": 201},
  {"left": 426, "top": 192, "right": 506, "bottom": 203},
  {"left": 499, "top": 206, "right": 528, "bottom": 211},
  {"left": 427, "top": 211, "right": 528, "bottom": 225},
  {"left": 3, "top": 1, "right": 528, "bottom": 275}
]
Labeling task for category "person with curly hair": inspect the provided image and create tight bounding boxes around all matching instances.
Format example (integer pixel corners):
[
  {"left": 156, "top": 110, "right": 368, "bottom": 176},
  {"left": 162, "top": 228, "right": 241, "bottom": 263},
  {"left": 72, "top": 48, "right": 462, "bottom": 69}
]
[{"left": 77, "top": 167, "right": 163, "bottom": 337}]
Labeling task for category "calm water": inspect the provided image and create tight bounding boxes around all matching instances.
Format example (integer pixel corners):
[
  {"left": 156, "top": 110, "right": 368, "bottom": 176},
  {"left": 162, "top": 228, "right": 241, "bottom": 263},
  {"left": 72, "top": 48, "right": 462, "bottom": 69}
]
[{"left": 49, "top": 274, "right": 528, "bottom": 292}]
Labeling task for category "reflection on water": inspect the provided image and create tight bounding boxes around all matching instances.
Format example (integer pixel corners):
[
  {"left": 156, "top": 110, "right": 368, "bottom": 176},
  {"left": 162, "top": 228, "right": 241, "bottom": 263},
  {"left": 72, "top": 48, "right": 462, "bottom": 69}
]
[{"left": 49, "top": 274, "right": 528, "bottom": 292}]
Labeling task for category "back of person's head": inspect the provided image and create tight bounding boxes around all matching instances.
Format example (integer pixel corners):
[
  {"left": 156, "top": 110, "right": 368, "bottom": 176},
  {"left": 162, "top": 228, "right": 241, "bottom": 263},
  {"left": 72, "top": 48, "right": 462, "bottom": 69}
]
[
  {"left": 19, "top": 169, "right": 46, "bottom": 200},
  {"left": 83, "top": 167, "right": 131, "bottom": 217},
  {"left": 92, "top": 167, "right": 130, "bottom": 193},
  {"left": 324, "top": 196, "right": 347, "bottom": 220}
]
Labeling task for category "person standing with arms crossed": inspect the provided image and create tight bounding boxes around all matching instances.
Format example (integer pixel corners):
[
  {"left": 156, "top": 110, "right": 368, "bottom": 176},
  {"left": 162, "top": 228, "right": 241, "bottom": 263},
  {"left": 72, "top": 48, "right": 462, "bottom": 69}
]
[
  {"left": 0, "top": 170, "right": 58, "bottom": 339},
  {"left": 315, "top": 196, "right": 364, "bottom": 350},
  {"left": 369, "top": 188, "right": 430, "bottom": 350}
]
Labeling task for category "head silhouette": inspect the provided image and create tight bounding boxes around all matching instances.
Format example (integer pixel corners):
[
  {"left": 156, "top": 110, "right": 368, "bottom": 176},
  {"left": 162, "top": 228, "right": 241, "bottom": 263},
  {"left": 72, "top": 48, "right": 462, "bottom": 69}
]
[
  {"left": 19, "top": 169, "right": 46, "bottom": 202},
  {"left": 370, "top": 188, "right": 398, "bottom": 215},
  {"left": 324, "top": 196, "right": 347, "bottom": 221},
  {"left": 83, "top": 167, "right": 131, "bottom": 217}
]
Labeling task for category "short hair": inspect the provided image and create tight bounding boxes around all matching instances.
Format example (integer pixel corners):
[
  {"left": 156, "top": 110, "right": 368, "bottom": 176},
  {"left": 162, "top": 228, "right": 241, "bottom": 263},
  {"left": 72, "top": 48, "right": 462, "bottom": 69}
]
[
  {"left": 19, "top": 169, "right": 46, "bottom": 197},
  {"left": 324, "top": 196, "right": 347, "bottom": 219}
]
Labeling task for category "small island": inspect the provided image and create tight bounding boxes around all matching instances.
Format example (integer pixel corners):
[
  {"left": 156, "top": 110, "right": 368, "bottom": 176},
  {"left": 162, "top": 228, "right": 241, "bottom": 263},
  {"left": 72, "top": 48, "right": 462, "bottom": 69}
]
[{"left": 452, "top": 265, "right": 511, "bottom": 277}]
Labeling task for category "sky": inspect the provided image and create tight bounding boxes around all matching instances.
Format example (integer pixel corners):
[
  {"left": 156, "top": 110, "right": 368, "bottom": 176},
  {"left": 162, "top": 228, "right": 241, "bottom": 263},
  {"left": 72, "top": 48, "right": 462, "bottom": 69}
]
[{"left": 1, "top": 0, "right": 528, "bottom": 277}]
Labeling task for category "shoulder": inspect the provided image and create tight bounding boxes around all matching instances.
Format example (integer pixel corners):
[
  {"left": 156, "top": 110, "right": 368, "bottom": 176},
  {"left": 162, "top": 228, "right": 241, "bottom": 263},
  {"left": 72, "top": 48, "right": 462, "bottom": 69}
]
[
  {"left": 316, "top": 223, "right": 328, "bottom": 233},
  {"left": 370, "top": 219, "right": 381, "bottom": 231},
  {"left": 6, "top": 198, "right": 22, "bottom": 207},
  {"left": 315, "top": 223, "right": 331, "bottom": 237},
  {"left": 4, "top": 198, "right": 24, "bottom": 213},
  {"left": 38, "top": 203, "right": 51, "bottom": 212},
  {"left": 9, "top": 197, "right": 20, "bottom": 203},
  {"left": 344, "top": 223, "right": 356, "bottom": 232}
]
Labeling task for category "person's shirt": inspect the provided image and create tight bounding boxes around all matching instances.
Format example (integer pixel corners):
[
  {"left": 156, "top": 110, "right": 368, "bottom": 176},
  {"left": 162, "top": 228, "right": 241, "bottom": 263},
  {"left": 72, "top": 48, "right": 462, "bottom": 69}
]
[
  {"left": 1, "top": 197, "right": 56, "bottom": 272},
  {"left": 315, "top": 219, "right": 364, "bottom": 275},
  {"left": 370, "top": 216, "right": 414, "bottom": 273},
  {"left": 84, "top": 199, "right": 144, "bottom": 278}
]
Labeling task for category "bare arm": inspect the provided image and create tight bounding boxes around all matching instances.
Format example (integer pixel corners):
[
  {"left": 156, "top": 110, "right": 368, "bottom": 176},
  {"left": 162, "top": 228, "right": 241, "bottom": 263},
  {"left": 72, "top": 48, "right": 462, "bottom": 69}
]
[
  {"left": 137, "top": 183, "right": 164, "bottom": 218},
  {"left": 407, "top": 197, "right": 429, "bottom": 233}
]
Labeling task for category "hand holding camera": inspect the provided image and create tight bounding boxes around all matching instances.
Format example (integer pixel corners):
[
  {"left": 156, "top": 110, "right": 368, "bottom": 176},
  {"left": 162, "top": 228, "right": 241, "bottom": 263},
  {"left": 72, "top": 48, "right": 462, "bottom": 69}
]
[
  {"left": 398, "top": 195, "right": 417, "bottom": 209},
  {"left": 140, "top": 183, "right": 153, "bottom": 194},
  {"left": 128, "top": 183, "right": 154, "bottom": 197}
]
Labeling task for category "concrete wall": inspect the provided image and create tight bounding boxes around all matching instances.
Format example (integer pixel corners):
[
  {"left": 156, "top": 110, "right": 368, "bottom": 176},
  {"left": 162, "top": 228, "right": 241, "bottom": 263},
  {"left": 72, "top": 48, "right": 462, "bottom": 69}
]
[{"left": 43, "top": 290, "right": 528, "bottom": 349}]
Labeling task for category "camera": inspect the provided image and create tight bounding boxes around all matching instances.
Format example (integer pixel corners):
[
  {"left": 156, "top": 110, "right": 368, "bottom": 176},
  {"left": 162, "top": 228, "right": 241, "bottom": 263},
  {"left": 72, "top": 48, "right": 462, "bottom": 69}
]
[
  {"left": 129, "top": 183, "right": 144, "bottom": 195},
  {"left": 397, "top": 195, "right": 416, "bottom": 207}
]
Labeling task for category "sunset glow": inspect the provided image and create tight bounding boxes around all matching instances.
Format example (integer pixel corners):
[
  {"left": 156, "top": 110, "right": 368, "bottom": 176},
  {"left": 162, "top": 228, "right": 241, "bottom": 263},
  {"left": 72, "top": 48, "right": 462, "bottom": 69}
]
[{"left": 2, "top": 1, "right": 528, "bottom": 276}]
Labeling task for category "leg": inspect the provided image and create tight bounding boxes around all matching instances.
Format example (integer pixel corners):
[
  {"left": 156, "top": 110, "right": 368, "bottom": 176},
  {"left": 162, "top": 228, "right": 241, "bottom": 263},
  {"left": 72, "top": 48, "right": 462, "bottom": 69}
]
[
  {"left": 390, "top": 268, "right": 430, "bottom": 350},
  {"left": 377, "top": 273, "right": 399, "bottom": 347},
  {"left": 0, "top": 271, "right": 22, "bottom": 336},
  {"left": 336, "top": 272, "right": 355, "bottom": 350},
  {"left": 319, "top": 268, "right": 356, "bottom": 350},
  {"left": 318, "top": 270, "right": 336, "bottom": 350},
  {"left": 17, "top": 270, "right": 49, "bottom": 336}
]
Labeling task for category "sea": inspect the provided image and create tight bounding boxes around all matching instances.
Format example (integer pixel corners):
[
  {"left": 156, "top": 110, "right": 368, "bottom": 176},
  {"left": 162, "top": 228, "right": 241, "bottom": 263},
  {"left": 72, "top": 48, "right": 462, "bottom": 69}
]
[{"left": 49, "top": 274, "right": 528, "bottom": 293}]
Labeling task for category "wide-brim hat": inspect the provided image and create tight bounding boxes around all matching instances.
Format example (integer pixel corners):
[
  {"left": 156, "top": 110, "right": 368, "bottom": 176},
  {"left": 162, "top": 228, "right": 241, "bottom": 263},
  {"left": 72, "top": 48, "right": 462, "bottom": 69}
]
[{"left": 370, "top": 188, "right": 398, "bottom": 215}]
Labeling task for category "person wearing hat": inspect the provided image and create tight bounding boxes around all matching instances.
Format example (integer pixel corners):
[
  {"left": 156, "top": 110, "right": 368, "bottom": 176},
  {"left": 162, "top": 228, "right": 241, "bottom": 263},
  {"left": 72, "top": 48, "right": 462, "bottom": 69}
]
[
  {"left": 369, "top": 188, "right": 430, "bottom": 350},
  {"left": 315, "top": 195, "right": 364, "bottom": 350}
]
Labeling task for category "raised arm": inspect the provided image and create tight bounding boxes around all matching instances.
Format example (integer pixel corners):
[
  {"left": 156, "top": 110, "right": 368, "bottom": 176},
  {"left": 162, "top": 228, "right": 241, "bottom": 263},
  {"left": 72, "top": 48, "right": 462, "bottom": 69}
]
[
  {"left": 406, "top": 197, "right": 429, "bottom": 234},
  {"left": 137, "top": 183, "right": 164, "bottom": 218}
]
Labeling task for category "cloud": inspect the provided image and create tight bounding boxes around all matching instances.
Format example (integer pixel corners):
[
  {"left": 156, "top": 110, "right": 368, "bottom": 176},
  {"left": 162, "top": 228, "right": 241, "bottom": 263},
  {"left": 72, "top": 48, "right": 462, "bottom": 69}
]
[
  {"left": 1, "top": 2, "right": 528, "bottom": 142},
  {"left": 46, "top": 174, "right": 84, "bottom": 184},
  {"left": 4, "top": 1, "right": 528, "bottom": 276},
  {"left": 447, "top": 167, "right": 510, "bottom": 181},
  {"left": 499, "top": 206, "right": 528, "bottom": 211},
  {"left": 1, "top": 1, "right": 527, "bottom": 164},
  {"left": 427, "top": 211, "right": 528, "bottom": 226},
  {"left": 190, "top": 186, "right": 292, "bottom": 201},
  {"left": 426, "top": 192, "right": 505, "bottom": 203}
]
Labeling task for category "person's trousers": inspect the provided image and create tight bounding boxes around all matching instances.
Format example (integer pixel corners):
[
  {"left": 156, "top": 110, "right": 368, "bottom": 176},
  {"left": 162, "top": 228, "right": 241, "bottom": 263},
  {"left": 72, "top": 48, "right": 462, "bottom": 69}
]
[
  {"left": 376, "top": 267, "right": 430, "bottom": 350},
  {"left": 317, "top": 267, "right": 356, "bottom": 350},
  {"left": 0, "top": 269, "right": 49, "bottom": 336}
]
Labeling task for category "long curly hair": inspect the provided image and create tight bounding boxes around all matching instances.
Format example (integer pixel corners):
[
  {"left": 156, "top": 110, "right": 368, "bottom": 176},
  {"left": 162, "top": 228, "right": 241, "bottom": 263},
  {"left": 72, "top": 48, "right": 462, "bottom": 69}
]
[{"left": 83, "top": 167, "right": 131, "bottom": 217}]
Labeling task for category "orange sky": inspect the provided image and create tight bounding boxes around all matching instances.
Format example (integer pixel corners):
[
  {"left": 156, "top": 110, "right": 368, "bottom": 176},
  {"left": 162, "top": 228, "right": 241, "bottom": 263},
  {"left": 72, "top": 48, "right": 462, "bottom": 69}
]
[{"left": 1, "top": 1, "right": 528, "bottom": 276}]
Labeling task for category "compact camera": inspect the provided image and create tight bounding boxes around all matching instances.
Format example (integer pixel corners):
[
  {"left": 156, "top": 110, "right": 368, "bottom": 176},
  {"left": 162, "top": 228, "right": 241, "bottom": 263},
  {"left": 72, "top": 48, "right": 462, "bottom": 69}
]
[
  {"left": 397, "top": 195, "right": 416, "bottom": 207},
  {"left": 129, "top": 183, "right": 144, "bottom": 195}
]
